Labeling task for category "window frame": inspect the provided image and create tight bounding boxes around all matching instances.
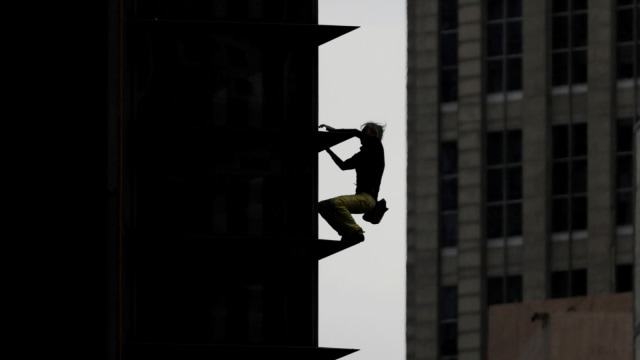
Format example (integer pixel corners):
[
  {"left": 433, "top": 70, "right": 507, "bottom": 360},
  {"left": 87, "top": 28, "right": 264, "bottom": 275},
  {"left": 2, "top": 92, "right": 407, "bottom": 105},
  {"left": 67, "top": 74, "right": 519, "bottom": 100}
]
[{"left": 486, "top": 0, "right": 523, "bottom": 97}]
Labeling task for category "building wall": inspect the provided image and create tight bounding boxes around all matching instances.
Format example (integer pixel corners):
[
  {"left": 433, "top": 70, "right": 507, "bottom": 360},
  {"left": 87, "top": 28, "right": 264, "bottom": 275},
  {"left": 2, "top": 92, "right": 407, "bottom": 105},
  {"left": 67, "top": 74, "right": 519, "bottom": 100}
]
[
  {"left": 406, "top": 0, "right": 441, "bottom": 358},
  {"left": 108, "top": 1, "right": 362, "bottom": 359},
  {"left": 487, "top": 293, "right": 632, "bottom": 360},
  {"left": 406, "top": 0, "right": 639, "bottom": 359}
]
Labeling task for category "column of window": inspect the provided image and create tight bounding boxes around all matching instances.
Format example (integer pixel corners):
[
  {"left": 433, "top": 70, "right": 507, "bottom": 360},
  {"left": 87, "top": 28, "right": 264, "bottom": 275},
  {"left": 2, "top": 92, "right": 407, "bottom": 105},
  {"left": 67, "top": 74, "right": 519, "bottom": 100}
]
[
  {"left": 616, "top": 118, "right": 634, "bottom": 229},
  {"left": 440, "top": 0, "right": 458, "bottom": 104},
  {"left": 550, "top": 269, "right": 587, "bottom": 298},
  {"left": 551, "top": 0, "right": 588, "bottom": 88},
  {"left": 439, "top": 286, "right": 458, "bottom": 360},
  {"left": 485, "top": 130, "right": 522, "bottom": 241},
  {"left": 551, "top": 123, "right": 588, "bottom": 235},
  {"left": 487, "top": 275, "right": 522, "bottom": 305},
  {"left": 616, "top": 0, "right": 639, "bottom": 82},
  {"left": 486, "top": 0, "right": 522, "bottom": 96},
  {"left": 440, "top": 141, "right": 458, "bottom": 249}
]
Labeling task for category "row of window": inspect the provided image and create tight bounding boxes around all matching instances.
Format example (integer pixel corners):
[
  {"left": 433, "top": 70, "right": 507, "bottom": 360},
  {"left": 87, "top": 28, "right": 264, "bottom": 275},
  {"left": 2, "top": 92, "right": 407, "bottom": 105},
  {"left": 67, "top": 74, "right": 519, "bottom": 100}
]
[
  {"left": 439, "top": 119, "right": 635, "bottom": 248},
  {"left": 438, "top": 264, "right": 633, "bottom": 358},
  {"left": 439, "top": 0, "right": 639, "bottom": 103}
]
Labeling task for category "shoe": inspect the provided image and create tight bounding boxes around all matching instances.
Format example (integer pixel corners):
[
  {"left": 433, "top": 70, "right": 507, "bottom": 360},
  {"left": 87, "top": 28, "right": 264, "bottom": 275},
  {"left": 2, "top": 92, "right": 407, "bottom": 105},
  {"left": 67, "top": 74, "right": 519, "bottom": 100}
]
[{"left": 341, "top": 231, "right": 365, "bottom": 243}]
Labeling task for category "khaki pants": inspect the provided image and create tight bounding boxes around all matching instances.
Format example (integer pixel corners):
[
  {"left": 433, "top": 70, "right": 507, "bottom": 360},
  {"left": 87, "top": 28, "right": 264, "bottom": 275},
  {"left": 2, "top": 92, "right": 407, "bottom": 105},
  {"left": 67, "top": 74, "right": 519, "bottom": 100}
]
[{"left": 318, "top": 193, "right": 375, "bottom": 236}]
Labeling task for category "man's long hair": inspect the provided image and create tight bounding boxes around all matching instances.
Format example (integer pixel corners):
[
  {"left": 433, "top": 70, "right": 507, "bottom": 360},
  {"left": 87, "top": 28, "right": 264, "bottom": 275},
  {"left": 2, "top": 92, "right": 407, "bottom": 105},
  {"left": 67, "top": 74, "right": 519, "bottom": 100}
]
[{"left": 361, "top": 122, "right": 386, "bottom": 140}]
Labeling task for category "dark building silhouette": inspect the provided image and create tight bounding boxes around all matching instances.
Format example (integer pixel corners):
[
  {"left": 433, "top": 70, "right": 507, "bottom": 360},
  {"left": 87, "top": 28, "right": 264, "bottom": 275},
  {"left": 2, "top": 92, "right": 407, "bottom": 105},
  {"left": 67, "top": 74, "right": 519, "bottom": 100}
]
[{"left": 107, "top": 1, "right": 360, "bottom": 359}]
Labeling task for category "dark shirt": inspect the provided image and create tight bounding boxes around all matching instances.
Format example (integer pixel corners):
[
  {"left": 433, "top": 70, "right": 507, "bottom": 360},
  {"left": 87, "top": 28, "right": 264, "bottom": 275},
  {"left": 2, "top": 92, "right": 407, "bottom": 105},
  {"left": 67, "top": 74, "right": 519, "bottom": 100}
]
[{"left": 329, "top": 130, "right": 385, "bottom": 200}]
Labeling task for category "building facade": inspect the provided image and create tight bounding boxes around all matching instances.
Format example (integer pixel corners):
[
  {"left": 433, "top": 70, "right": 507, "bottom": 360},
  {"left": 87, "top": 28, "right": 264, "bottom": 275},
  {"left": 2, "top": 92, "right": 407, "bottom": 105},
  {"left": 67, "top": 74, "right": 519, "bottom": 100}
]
[
  {"left": 406, "top": 0, "right": 639, "bottom": 359},
  {"left": 106, "top": 1, "right": 360, "bottom": 359}
]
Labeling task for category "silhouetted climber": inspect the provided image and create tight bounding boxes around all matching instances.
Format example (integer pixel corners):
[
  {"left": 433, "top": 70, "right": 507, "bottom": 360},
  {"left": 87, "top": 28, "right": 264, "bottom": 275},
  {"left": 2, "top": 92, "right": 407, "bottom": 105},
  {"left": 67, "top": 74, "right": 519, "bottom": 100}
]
[{"left": 318, "top": 122, "right": 386, "bottom": 243}]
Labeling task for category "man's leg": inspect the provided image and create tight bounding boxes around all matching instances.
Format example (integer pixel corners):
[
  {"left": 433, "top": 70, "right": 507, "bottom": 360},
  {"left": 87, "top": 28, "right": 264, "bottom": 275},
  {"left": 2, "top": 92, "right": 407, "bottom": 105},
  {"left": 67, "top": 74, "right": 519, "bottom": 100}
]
[{"left": 318, "top": 193, "right": 375, "bottom": 240}]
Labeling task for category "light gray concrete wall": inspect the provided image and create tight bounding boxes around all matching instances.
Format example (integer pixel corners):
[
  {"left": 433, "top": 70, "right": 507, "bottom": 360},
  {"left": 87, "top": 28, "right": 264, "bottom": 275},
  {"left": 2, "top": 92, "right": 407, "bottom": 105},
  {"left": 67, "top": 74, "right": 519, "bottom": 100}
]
[
  {"left": 406, "top": 0, "right": 441, "bottom": 358},
  {"left": 456, "top": 0, "right": 484, "bottom": 359},
  {"left": 587, "top": 0, "right": 616, "bottom": 295},
  {"left": 521, "top": 0, "right": 551, "bottom": 302}
]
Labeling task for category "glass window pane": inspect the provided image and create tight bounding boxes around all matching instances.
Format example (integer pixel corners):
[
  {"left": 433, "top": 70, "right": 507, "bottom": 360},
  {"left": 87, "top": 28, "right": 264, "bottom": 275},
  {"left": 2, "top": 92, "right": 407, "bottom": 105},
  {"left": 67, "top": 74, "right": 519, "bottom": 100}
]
[
  {"left": 440, "top": 213, "right": 459, "bottom": 247},
  {"left": 617, "top": 154, "right": 633, "bottom": 189},
  {"left": 440, "top": 323, "right": 458, "bottom": 356},
  {"left": 441, "top": 0, "right": 458, "bottom": 30},
  {"left": 507, "top": 166, "right": 522, "bottom": 200},
  {"left": 506, "top": 130, "right": 522, "bottom": 163},
  {"left": 617, "top": 191, "right": 633, "bottom": 226},
  {"left": 615, "top": 264, "right": 633, "bottom": 293},
  {"left": 552, "top": 52, "right": 569, "bottom": 86},
  {"left": 572, "top": 0, "right": 587, "bottom": 11},
  {"left": 553, "top": 0, "right": 569, "bottom": 13},
  {"left": 572, "top": 50, "right": 588, "bottom": 84},
  {"left": 572, "top": 159, "right": 587, "bottom": 193},
  {"left": 441, "top": 33, "right": 458, "bottom": 66},
  {"left": 618, "top": 120, "right": 634, "bottom": 152},
  {"left": 507, "top": 0, "right": 522, "bottom": 18},
  {"left": 440, "top": 286, "right": 458, "bottom": 318},
  {"left": 636, "top": 45, "right": 640, "bottom": 76},
  {"left": 553, "top": 125, "right": 569, "bottom": 159},
  {"left": 487, "top": 204, "right": 504, "bottom": 238},
  {"left": 572, "top": 196, "right": 587, "bottom": 230},
  {"left": 552, "top": 198, "right": 569, "bottom": 232},
  {"left": 572, "top": 14, "right": 588, "bottom": 47},
  {"left": 488, "top": 23, "right": 504, "bottom": 56},
  {"left": 553, "top": 161, "right": 569, "bottom": 195},
  {"left": 507, "top": 21, "right": 522, "bottom": 54},
  {"left": 551, "top": 271, "right": 569, "bottom": 298},
  {"left": 507, "top": 57, "right": 523, "bottom": 91},
  {"left": 487, "top": 168, "right": 504, "bottom": 201},
  {"left": 572, "top": 123, "right": 587, "bottom": 156},
  {"left": 636, "top": 11, "right": 640, "bottom": 40},
  {"left": 506, "top": 276, "right": 523, "bottom": 302},
  {"left": 441, "top": 68, "right": 459, "bottom": 103},
  {"left": 552, "top": 16, "right": 569, "bottom": 49},
  {"left": 617, "top": 9, "right": 634, "bottom": 43},
  {"left": 441, "top": 141, "right": 458, "bottom": 175},
  {"left": 487, "top": 132, "right": 504, "bottom": 165},
  {"left": 571, "top": 269, "right": 587, "bottom": 296},
  {"left": 617, "top": 45, "right": 635, "bottom": 79},
  {"left": 439, "top": 285, "right": 459, "bottom": 357},
  {"left": 488, "top": 60, "right": 504, "bottom": 93},
  {"left": 442, "top": 178, "right": 458, "bottom": 211},
  {"left": 488, "top": 0, "right": 504, "bottom": 20},
  {"left": 487, "top": 277, "right": 505, "bottom": 305},
  {"left": 506, "top": 203, "right": 522, "bottom": 236}
]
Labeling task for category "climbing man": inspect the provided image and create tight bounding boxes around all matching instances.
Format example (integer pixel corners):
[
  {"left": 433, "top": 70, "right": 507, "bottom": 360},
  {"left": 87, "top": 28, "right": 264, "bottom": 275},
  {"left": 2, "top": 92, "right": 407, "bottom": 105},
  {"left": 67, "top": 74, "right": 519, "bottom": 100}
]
[{"left": 318, "top": 122, "right": 386, "bottom": 243}]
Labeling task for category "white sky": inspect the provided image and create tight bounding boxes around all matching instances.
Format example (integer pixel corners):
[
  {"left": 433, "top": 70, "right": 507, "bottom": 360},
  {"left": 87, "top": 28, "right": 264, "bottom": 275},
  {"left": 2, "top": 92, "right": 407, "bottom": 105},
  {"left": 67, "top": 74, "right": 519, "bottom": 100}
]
[{"left": 318, "top": 1, "right": 407, "bottom": 360}]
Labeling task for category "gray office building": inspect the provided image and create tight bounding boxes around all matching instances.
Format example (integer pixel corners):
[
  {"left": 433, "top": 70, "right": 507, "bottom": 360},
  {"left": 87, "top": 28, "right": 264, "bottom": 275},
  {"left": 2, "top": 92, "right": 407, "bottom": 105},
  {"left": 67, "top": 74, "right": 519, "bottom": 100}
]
[{"left": 406, "top": 0, "right": 639, "bottom": 359}]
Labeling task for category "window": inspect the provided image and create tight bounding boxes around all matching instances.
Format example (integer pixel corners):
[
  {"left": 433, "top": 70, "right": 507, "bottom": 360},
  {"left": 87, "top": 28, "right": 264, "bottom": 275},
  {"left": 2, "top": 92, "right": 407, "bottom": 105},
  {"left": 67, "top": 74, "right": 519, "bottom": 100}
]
[
  {"left": 616, "top": 0, "right": 639, "bottom": 80},
  {"left": 616, "top": 118, "right": 634, "bottom": 227},
  {"left": 486, "top": 0, "right": 522, "bottom": 93},
  {"left": 551, "top": 123, "right": 588, "bottom": 234},
  {"left": 552, "top": 0, "right": 588, "bottom": 87},
  {"left": 440, "top": 286, "right": 458, "bottom": 359},
  {"left": 486, "top": 130, "right": 522, "bottom": 239},
  {"left": 440, "top": 0, "right": 458, "bottom": 103},
  {"left": 616, "top": 264, "right": 633, "bottom": 292},
  {"left": 440, "top": 141, "right": 458, "bottom": 248},
  {"left": 487, "top": 275, "right": 522, "bottom": 305},
  {"left": 551, "top": 269, "right": 587, "bottom": 298}
]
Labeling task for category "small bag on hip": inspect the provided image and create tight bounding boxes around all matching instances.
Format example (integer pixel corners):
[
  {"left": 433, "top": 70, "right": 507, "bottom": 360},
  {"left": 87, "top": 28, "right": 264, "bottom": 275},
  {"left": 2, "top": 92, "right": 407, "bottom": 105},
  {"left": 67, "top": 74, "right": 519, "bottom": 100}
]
[{"left": 363, "top": 198, "right": 388, "bottom": 224}]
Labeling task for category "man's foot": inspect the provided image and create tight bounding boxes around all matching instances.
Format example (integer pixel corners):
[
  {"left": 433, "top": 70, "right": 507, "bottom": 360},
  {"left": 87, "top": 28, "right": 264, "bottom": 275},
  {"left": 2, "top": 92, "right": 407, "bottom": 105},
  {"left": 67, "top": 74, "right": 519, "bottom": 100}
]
[{"left": 341, "top": 230, "right": 365, "bottom": 243}]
